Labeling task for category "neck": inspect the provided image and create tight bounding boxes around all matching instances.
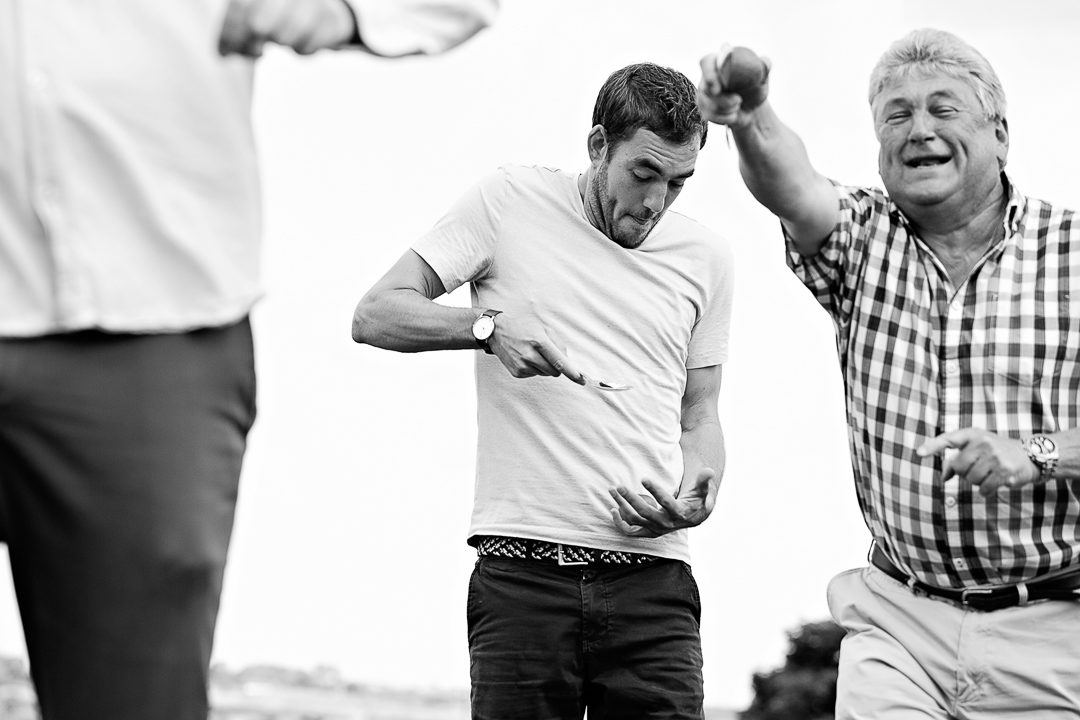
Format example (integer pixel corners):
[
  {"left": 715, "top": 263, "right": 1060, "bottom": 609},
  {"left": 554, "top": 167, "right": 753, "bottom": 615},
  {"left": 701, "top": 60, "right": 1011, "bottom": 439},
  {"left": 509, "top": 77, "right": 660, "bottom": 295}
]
[
  {"left": 906, "top": 174, "right": 1008, "bottom": 246},
  {"left": 578, "top": 167, "right": 605, "bottom": 235},
  {"left": 911, "top": 192, "right": 1008, "bottom": 287}
]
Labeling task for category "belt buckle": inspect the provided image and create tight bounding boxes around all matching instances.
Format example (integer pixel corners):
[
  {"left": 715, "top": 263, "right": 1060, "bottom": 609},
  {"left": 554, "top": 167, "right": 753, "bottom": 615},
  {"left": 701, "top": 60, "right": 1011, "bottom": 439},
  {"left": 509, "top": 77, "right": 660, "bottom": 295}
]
[
  {"left": 960, "top": 587, "right": 995, "bottom": 609},
  {"left": 557, "top": 544, "right": 589, "bottom": 567}
]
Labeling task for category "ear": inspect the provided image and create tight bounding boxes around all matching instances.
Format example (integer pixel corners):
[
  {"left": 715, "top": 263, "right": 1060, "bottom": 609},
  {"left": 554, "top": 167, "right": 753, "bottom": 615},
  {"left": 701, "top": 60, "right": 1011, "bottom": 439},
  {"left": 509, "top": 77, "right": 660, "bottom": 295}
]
[
  {"left": 586, "top": 124, "right": 609, "bottom": 165},
  {"left": 995, "top": 117, "right": 1010, "bottom": 171}
]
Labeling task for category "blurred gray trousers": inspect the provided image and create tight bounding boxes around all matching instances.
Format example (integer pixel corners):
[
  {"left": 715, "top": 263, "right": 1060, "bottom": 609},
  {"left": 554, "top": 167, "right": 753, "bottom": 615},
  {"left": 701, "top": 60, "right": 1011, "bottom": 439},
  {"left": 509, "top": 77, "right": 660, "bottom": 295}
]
[{"left": 0, "top": 317, "right": 256, "bottom": 720}]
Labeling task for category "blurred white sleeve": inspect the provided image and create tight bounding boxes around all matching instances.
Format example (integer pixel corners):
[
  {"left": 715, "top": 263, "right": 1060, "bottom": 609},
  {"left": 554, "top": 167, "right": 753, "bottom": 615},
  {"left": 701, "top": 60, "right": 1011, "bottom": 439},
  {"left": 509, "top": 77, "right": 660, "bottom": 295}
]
[{"left": 345, "top": 0, "right": 497, "bottom": 56}]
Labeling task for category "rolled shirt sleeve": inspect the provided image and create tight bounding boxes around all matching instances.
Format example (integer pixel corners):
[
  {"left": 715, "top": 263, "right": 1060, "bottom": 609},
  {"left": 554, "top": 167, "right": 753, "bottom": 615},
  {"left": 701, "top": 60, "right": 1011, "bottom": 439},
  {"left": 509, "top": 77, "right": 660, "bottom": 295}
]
[{"left": 345, "top": 0, "right": 497, "bottom": 57}]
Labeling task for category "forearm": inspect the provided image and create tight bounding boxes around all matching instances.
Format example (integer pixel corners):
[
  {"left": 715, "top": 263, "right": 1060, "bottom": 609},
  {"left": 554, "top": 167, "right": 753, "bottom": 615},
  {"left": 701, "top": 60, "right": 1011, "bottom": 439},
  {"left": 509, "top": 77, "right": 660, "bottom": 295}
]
[
  {"left": 1037, "top": 428, "right": 1080, "bottom": 482},
  {"left": 731, "top": 103, "right": 836, "bottom": 248},
  {"left": 344, "top": 0, "right": 497, "bottom": 57},
  {"left": 679, "top": 418, "right": 724, "bottom": 497},
  {"left": 351, "top": 289, "right": 478, "bottom": 353}
]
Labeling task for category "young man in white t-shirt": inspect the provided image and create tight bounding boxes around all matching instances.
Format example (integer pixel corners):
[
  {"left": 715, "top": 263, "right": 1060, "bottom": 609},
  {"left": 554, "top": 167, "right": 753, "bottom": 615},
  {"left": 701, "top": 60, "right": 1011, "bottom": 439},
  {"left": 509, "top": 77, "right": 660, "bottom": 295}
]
[{"left": 352, "top": 62, "right": 733, "bottom": 718}]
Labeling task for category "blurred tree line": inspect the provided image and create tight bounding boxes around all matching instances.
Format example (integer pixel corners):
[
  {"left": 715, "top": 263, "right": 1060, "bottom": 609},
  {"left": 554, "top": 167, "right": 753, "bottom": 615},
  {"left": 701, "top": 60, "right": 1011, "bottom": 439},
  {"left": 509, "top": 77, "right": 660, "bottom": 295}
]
[{"left": 740, "top": 619, "right": 845, "bottom": 720}]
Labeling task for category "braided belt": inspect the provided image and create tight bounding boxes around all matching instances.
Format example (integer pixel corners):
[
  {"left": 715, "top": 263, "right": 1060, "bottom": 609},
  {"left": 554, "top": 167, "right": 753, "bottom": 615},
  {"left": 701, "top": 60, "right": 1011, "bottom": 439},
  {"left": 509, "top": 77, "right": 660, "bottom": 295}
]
[{"left": 474, "top": 535, "right": 658, "bottom": 566}]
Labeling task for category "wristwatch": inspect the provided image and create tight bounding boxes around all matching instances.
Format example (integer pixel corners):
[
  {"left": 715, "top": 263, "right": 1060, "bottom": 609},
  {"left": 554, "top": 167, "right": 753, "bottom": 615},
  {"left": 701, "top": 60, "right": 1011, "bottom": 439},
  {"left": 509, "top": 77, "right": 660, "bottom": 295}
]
[
  {"left": 471, "top": 309, "right": 502, "bottom": 354},
  {"left": 1022, "top": 435, "right": 1059, "bottom": 483}
]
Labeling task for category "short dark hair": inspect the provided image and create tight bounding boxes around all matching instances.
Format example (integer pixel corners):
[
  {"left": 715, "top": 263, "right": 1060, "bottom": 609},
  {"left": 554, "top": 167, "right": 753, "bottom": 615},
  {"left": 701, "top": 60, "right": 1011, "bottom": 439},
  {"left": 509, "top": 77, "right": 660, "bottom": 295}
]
[{"left": 592, "top": 62, "right": 708, "bottom": 149}]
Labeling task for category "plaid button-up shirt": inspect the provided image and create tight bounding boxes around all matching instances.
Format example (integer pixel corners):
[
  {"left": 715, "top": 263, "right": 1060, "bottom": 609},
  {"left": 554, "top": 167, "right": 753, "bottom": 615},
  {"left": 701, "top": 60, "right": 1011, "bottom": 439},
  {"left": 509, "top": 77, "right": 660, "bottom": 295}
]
[{"left": 789, "top": 175, "right": 1079, "bottom": 589}]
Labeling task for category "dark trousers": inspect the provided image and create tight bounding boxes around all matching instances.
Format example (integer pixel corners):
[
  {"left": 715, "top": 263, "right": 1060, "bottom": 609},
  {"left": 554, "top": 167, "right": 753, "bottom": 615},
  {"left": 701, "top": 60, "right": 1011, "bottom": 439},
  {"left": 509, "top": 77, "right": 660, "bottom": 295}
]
[
  {"left": 0, "top": 319, "right": 256, "bottom": 720},
  {"left": 467, "top": 556, "right": 705, "bottom": 720}
]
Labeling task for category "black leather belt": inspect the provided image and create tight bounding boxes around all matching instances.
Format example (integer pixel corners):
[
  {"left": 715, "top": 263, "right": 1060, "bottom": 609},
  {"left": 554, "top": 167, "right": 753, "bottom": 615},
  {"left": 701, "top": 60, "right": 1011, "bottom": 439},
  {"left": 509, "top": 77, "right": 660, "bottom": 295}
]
[
  {"left": 871, "top": 544, "right": 1080, "bottom": 612},
  {"left": 473, "top": 535, "right": 658, "bottom": 566}
]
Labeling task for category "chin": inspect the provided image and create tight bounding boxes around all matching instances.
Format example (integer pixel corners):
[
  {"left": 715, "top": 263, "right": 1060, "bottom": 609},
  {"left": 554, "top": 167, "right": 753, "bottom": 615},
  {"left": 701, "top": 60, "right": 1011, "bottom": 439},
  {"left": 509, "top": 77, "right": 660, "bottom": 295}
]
[
  {"left": 613, "top": 220, "right": 654, "bottom": 248},
  {"left": 901, "top": 184, "right": 955, "bottom": 206},
  {"left": 612, "top": 230, "right": 647, "bottom": 249},
  {"left": 887, "top": 177, "right": 954, "bottom": 207}
]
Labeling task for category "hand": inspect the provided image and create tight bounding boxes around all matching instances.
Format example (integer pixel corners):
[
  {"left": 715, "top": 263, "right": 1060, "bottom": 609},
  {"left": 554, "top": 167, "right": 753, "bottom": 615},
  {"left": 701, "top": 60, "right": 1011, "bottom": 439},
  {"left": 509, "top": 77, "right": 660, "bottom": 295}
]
[
  {"left": 219, "top": 0, "right": 357, "bottom": 58},
  {"left": 488, "top": 312, "right": 585, "bottom": 386},
  {"left": 917, "top": 428, "right": 1039, "bottom": 497},
  {"left": 608, "top": 469, "right": 717, "bottom": 538},
  {"left": 697, "top": 46, "right": 772, "bottom": 128}
]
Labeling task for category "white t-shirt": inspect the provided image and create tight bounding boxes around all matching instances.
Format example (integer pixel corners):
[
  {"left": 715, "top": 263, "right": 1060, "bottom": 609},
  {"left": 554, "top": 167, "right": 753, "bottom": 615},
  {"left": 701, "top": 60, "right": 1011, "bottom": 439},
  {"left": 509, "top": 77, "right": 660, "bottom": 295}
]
[{"left": 413, "top": 165, "right": 734, "bottom": 562}]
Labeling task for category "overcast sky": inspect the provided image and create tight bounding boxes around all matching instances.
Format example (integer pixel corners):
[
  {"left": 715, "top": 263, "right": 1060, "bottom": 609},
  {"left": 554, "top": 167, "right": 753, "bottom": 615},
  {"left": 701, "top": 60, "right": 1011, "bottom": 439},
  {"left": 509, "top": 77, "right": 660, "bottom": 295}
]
[{"left": 2, "top": 0, "right": 1079, "bottom": 709}]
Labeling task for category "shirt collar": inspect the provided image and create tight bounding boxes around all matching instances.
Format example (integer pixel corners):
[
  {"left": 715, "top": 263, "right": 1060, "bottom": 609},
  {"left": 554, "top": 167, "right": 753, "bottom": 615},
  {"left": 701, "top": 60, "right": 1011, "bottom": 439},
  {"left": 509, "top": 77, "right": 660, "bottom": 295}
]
[{"left": 888, "top": 172, "right": 1025, "bottom": 240}]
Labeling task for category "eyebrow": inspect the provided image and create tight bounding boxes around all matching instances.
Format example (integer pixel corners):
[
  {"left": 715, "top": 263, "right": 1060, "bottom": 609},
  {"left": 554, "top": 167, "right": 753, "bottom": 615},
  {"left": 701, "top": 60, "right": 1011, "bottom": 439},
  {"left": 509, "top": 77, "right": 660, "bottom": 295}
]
[
  {"left": 635, "top": 158, "right": 696, "bottom": 180},
  {"left": 881, "top": 89, "right": 966, "bottom": 110}
]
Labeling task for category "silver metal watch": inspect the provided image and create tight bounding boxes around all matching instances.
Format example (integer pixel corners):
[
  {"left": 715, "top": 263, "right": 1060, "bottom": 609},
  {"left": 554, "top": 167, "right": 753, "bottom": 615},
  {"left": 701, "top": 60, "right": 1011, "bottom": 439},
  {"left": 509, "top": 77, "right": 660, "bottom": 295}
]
[{"left": 1022, "top": 435, "right": 1059, "bottom": 483}]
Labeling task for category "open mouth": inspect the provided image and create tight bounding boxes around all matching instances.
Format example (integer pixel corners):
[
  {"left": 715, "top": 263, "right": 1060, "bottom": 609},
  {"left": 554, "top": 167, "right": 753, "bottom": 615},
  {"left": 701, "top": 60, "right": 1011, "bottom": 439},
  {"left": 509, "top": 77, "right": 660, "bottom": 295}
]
[{"left": 905, "top": 155, "right": 951, "bottom": 168}]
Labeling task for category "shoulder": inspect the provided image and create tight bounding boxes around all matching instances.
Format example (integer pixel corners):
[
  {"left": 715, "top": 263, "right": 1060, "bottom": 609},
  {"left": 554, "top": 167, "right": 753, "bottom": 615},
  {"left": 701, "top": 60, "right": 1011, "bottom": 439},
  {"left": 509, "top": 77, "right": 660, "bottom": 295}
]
[
  {"left": 835, "top": 181, "right": 891, "bottom": 217},
  {"left": 657, "top": 210, "right": 732, "bottom": 263},
  {"left": 497, "top": 164, "right": 573, "bottom": 189},
  {"left": 1000, "top": 174, "right": 1076, "bottom": 245},
  {"left": 1013, "top": 191, "right": 1077, "bottom": 231}
]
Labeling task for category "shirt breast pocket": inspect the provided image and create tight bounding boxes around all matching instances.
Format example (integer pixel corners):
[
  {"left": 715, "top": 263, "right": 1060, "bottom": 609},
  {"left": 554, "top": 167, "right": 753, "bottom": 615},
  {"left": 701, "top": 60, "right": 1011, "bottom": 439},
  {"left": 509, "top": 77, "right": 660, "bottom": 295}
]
[{"left": 984, "top": 290, "right": 1080, "bottom": 387}]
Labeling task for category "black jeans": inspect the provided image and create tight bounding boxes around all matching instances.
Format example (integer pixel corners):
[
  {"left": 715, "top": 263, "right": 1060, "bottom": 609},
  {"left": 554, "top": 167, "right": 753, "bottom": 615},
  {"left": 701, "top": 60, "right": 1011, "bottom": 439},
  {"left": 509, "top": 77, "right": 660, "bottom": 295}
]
[{"left": 467, "top": 555, "right": 704, "bottom": 719}]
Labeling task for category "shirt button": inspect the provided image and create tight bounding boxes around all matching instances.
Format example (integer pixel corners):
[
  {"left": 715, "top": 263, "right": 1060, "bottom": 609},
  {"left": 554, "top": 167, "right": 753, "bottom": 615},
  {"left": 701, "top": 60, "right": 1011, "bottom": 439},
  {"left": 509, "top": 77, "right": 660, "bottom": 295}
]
[
  {"left": 945, "top": 360, "right": 959, "bottom": 374},
  {"left": 945, "top": 495, "right": 957, "bottom": 508},
  {"left": 953, "top": 558, "right": 967, "bottom": 570}
]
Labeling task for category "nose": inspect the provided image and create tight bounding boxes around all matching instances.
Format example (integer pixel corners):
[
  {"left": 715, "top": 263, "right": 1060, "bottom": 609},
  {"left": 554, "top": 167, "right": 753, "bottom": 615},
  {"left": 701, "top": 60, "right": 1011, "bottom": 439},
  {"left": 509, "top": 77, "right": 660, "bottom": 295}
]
[
  {"left": 643, "top": 184, "right": 666, "bottom": 215},
  {"left": 908, "top": 109, "right": 937, "bottom": 142}
]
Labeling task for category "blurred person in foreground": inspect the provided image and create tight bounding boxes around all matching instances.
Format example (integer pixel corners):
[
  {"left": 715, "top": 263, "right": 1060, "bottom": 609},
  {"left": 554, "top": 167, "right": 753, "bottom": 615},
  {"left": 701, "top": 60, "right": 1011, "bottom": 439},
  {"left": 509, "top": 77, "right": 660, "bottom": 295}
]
[
  {"left": 698, "top": 29, "right": 1080, "bottom": 719},
  {"left": 352, "top": 62, "right": 733, "bottom": 718},
  {"left": 0, "top": 1, "right": 494, "bottom": 718}
]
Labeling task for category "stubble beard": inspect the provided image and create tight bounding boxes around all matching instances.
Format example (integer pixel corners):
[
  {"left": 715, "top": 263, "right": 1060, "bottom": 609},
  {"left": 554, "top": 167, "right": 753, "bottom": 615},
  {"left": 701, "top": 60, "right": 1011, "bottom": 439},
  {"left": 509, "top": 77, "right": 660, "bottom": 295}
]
[{"left": 589, "top": 161, "right": 647, "bottom": 250}]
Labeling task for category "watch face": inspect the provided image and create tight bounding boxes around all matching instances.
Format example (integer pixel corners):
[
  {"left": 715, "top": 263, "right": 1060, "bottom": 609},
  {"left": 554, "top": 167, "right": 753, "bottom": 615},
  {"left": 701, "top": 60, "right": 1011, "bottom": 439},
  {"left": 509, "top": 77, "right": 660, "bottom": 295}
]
[
  {"left": 1027, "top": 435, "right": 1058, "bottom": 461},
  {"left": 472, "top": 315, "right": 495, "bottom": 341}
]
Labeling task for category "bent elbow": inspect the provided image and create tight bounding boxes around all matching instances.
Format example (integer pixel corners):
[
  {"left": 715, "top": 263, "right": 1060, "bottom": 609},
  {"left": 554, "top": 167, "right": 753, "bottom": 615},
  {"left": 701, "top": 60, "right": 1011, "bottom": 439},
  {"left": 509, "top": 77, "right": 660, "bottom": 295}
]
[{"left": 351, "top": 301, "right": 375, "bottom": 345}]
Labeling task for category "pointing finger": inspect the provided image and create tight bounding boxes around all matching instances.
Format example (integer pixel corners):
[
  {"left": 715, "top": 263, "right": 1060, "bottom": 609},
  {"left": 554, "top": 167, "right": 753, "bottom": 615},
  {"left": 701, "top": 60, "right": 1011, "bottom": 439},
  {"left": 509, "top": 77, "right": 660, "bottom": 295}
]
[
  {"left": 541, "top": 342, "right": 584, "bottom": 385},
  {"left": 917, "top": 430, "right": 973, "bottom": 458}
]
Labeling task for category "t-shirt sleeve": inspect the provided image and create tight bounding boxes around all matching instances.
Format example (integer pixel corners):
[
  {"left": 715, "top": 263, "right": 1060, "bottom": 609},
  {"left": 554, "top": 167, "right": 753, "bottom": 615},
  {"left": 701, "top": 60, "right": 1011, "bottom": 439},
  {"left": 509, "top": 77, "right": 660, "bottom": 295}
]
[
  {"left": 686, "top": 234, "right": 734, "bottom": 369},
  {"left": 785, "top": 181, "right": 879, "bottom": 330},
  {"left": 412, "top": 168, "right": 506, "bottom": 293}
]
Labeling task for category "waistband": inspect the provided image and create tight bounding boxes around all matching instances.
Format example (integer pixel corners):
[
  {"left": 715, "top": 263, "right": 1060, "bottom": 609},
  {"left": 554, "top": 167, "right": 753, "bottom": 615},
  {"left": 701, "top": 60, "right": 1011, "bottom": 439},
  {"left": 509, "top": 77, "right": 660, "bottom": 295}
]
[
  {"left": 870, "top": 544, "right": 1080, "bottom": 612},
  {"left": 474, "top": 535, "right": 659, "bottom": 566}
]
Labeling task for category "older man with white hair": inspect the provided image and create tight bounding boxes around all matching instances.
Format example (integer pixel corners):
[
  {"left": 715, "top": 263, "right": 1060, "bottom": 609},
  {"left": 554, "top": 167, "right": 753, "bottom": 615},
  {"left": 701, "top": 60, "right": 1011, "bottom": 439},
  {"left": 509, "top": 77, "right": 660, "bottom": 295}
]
[{"left": 699, "top": 28, "right": 1080, "bottom": 719}]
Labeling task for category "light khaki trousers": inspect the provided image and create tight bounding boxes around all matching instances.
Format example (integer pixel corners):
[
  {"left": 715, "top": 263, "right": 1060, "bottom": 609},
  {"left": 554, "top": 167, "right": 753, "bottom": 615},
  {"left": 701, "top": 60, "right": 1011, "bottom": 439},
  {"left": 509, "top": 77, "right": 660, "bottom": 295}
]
[{"left": 828, "top": 565, "right": 1080, "bottom": 719}]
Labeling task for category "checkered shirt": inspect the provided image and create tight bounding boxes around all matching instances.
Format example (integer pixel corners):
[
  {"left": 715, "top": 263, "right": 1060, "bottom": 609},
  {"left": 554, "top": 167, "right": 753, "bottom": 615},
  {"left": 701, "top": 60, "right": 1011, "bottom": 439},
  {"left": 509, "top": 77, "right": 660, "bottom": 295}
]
[{"left": 788, "top": 176, "right": 1080, "bottom": 588}]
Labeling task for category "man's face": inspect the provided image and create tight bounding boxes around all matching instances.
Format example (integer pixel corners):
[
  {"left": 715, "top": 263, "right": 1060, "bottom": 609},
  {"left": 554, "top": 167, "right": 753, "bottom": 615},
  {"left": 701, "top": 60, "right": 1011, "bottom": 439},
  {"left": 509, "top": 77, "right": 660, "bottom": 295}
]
[
  {"left": 586, "top": 127, "right": 699, "bottom": 249},
  {"left": 873, "top": 72, "right": 1008, "bottom": 216}
]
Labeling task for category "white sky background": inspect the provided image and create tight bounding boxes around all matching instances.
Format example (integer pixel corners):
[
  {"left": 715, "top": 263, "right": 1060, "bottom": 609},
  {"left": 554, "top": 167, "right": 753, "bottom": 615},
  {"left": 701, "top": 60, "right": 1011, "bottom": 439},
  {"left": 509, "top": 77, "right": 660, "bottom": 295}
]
[{"left": 2, "top": 0, "right": 1080, "bottom": 709}]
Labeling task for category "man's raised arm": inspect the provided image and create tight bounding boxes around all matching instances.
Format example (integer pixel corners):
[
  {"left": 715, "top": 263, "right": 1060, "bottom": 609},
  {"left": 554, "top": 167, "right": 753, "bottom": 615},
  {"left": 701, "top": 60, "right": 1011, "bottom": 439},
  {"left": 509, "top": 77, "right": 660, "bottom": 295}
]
[
  {"left": 697, "top": 47, "right": 838, "bottom": 255},
  {"left": 219, "top": 0, "right": 497, "bottom": 58}
]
